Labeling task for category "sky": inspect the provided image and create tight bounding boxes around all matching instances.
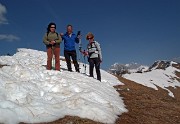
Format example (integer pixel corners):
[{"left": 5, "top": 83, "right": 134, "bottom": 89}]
[{"left": 0, "top": 0, "right": 179, "bottom": 69}]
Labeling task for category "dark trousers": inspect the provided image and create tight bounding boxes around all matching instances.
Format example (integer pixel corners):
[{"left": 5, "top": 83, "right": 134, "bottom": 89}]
[
  {"left": 64, "top": 50, "right": 79, "bottom": 72},
  {"left": 89, "top": 58, "right": 101, "bottom": 81}
]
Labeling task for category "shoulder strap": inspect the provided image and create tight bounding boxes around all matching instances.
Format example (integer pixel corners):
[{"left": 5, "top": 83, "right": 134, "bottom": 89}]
[
  {"left": 46, "top": 32, "right": 49, "bottom": 37},
  {"left": 88, "top": 41, "right": 99, "bottom": 53},
  {"left": 90, "top": 41, "right": 96, "bottom": 48},
  {"left": 56, "top": 32, "right": 59, "bottom": 37},
  {"left": 46, "top": 32, "right": 49, "bottom": 40}
]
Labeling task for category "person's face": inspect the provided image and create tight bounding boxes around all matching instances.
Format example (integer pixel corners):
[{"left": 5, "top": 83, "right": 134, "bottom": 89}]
[
  {"left": 87, "top": 36, "right": 94, "bottom": 43},
  {"left": 50, "top": 25, "right": 56, "bottom": 32},
  {"left": 67, "top": 26, "right": 73, "bottom": 34}
]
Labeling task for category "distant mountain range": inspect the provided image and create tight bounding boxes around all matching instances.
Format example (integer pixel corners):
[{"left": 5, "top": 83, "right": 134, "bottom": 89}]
[
  {"left": 108, "top": 60, "right": 180, "bottom": 76},
  {"left": 108, "top": 60, "right": 180, "bottom": 97},
  {"left": 122, "top": 61, "right": 180, "bottom": 97},
  {"left": 108, "top": 62, "right": 149, "bottom": 75}
]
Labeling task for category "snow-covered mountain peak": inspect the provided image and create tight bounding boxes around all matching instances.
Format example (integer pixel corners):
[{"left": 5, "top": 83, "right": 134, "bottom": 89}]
[
  {"left": 108, "top": 62, "right": 149, "bottom": 75},
  {"left": 123, "top": 60, "right": 180, "bottom": 98},
  {"left": 108, "top": 60, "right": 180, "bottom": 98},
  {"left": 149, "top": 60, "right": 170, "bottom": 70},
  {"left": 149, "top": 60, "right": 179, "bottom": 71}
]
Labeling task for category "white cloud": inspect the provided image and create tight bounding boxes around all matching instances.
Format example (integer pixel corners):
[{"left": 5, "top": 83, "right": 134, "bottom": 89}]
[
  {"left": 0, "top": 4, "right": 19, "bottom": 42},
  {"left": 0, "top": 34, "right": 20, "bottom": 42},
  {"left": 0, "top": 3, "right": 8, "bottom": 24}
]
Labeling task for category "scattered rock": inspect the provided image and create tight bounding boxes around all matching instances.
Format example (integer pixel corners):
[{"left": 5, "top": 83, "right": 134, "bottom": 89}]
[{"left": 0, "top": 64, "right": 8, "bottom": 68}]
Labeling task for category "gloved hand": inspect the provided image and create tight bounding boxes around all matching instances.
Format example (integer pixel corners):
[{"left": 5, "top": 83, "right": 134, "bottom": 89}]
[
  {"left": 99, "top": 59, "right": 102, "bottom": 63},
  {"left": 81, "top": 51, "right": 88, "bottom": 56},
  {"left": 77, "top": 35, "right": 81, "bottom": 39}
]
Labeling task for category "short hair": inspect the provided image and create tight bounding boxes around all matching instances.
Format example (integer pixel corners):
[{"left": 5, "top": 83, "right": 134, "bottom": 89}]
[
  {"left": 67, "top": 24, "right": 73, "bottom": 28},
  {"left": 86, "top": 32, "right": 94, "bottom": 40}
]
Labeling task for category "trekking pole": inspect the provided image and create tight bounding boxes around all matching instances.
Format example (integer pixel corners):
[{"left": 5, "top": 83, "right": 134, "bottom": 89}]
[
  {"left": 77, "top": 31, "right": 82, "bottom": 71},
  {"left": 83, "top": 50, "right": 87, "bottom": 74},
  {"left": 78, "top": 37, "right": 82, "bottom": 66},
  {"left": 52, "top": 45, "right": 55, "bottom": 70}
]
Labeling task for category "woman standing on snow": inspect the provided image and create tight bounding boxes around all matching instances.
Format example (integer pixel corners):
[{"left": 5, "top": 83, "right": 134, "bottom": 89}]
[
  {"left": 82, "top": 32, "right": 102, "bottom": 81},
  {"left": 43, "top": 22, "right": 62, "bottom": 71}
]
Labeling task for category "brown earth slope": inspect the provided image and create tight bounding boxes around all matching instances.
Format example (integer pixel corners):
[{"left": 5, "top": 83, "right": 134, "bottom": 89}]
[{"left": 115, "top": 76, "right": 180, "bottom": 124}]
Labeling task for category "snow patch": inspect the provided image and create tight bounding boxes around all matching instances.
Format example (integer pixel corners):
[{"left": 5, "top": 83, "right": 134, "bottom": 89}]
[
  {"left": 123, "top": 66, "right": 180, "bottom": 97},
  {"left": 0, "top": 48, "right": 127, "bottom": 124}
]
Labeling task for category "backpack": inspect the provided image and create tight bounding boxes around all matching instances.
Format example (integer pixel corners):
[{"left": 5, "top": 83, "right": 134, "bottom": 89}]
[{"left": 87, "top": 41, "right": 100, "bottom": 59}]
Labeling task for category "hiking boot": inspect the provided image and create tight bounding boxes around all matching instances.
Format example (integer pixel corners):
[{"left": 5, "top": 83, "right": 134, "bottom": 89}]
[{"left": 68, "top": 69, "right": 73, "bottom": 72}]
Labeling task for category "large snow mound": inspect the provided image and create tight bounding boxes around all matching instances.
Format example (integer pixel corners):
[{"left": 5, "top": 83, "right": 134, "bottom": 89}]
[
  {"left": 0, "top": 48, "right": 127, "bottom": 124},
  {"left": 123, "top": 62, "right": 180, "bottom": 97}
]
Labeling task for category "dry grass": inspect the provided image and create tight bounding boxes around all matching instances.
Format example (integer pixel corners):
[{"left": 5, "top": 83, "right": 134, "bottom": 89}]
[
  {"left": 173, "top": 71, "right": 180, "bottom": 82},
  {"left": 19, "top": 116, "right": 102, "bottom": 124},
  {"left": 172, "top": 64, "right": 180, "bottom": 69},
  {"left": 115, "top": 76, "right": 180, "bottom": 124},
  {"left": 36, "top": 116, "right": 102, "bottom": 124},
  {"left": 175, "top": 71, "right": 180, "bottom": 78}
]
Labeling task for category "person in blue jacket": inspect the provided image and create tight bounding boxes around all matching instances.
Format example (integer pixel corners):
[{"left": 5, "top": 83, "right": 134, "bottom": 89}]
[{"left": 60, "top": 25, "right": 80, "bottom": 72}]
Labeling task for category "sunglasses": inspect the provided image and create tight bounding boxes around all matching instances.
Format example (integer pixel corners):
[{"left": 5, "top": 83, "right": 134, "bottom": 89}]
[
  {"left": 87, "top": 37, "right": 93, "bottom": 40},
  {"left": 50, "top": 27, "right": 56, "bottom": 28}
]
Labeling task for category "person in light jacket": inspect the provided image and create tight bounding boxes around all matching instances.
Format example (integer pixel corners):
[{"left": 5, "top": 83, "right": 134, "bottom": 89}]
[{"left": 82, "top": 32, "right": 102, "bottom": 81}]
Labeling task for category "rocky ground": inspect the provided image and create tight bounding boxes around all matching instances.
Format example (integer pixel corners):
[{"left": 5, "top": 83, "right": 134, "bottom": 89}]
[{"left": 0, "top": 64, "right": 5, "bottom": 68}]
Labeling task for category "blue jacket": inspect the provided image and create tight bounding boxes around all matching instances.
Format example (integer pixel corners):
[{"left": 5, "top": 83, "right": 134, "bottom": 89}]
[{"left": 62, "top": 32, "right": 79, "bottom": 51}]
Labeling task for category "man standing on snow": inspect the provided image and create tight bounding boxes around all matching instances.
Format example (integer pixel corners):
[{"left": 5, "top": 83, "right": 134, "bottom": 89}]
[{"left": 60, "top": 25, "right": 80, "bottom": 72}]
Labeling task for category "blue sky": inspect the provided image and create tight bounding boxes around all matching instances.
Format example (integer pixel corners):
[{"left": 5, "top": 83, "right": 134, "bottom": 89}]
[{"left": 0, "top": 0, "right": 179, "bottom": 69}]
